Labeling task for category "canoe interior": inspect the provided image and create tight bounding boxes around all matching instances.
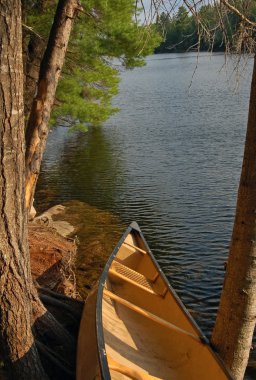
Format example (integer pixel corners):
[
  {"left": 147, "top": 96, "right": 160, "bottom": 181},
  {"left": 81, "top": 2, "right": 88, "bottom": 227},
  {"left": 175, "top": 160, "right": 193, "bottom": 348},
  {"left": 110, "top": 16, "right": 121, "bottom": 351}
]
[{"left": 77, "top": 222, "right": 233, "bottom": 380}]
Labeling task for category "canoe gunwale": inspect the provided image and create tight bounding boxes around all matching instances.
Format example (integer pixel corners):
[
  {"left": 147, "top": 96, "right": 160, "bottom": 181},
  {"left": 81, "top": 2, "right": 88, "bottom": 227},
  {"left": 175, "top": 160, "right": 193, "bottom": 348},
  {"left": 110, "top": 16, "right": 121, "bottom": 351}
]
[
  {"left": 95, "top": 221, "right": 235, "bottom": 380},
  {"left": 96, "top": 224, "right": 135, "bottom": 380}
]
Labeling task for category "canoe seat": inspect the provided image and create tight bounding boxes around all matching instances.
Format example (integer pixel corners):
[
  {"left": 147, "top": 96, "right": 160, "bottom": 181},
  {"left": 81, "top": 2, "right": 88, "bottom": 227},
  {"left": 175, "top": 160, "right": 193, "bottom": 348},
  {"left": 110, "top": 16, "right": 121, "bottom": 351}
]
[{"left": 109, "top": 261, "right": 167, "bottom": 297}]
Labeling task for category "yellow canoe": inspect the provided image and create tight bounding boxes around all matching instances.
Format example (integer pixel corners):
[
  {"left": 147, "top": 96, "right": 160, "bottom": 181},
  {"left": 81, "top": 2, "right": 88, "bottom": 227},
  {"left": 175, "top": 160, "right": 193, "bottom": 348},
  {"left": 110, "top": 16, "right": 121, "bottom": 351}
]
[{"left": 77, "top": 222, "right": 234, "bottom": 380}]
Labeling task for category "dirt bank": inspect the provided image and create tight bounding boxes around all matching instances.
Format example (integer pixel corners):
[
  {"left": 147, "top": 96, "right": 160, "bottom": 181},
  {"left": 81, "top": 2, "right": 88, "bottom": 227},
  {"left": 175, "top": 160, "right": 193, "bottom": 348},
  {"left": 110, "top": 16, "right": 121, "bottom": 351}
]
[{"left": 29, "top": 223, "right": 77, "bottom": 297}]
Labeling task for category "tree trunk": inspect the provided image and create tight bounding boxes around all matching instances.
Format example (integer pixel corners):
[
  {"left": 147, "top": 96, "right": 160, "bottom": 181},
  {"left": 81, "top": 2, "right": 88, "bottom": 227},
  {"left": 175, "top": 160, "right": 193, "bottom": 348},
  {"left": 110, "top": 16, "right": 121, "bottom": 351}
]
[
  {"left": 0, "top": 2, "right": 48, "bottom": 379},
  {"left": 211, "top": 56, "right": 256, "bottom": 379},
  {"left": 24, "top": 34, "right": 45, "bottom": 119},
  {"left": 25, "top": 0, "right": 80, "bottom": 212}
]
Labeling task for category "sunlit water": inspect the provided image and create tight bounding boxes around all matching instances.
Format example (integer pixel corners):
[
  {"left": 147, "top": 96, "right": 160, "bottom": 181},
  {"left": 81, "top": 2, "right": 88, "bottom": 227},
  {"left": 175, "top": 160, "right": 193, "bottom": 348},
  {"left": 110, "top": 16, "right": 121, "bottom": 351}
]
[{"left": 36, "top": 53, "right": 255, "bottom": 377}]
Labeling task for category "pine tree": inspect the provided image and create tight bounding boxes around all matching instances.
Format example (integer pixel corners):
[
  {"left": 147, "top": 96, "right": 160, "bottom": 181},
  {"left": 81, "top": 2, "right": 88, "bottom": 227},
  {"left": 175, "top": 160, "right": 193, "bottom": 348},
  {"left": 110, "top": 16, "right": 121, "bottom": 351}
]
[{"left": 23, "top": 0, "right": 161, "bottom": 129}]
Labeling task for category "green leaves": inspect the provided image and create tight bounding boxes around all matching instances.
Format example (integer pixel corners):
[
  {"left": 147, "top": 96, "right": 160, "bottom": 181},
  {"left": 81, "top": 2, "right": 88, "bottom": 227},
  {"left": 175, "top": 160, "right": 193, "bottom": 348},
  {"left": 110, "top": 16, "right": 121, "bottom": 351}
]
[
  {"left": 24, "top": 0, "right": 160, "bottom": 129},
  {"left": 54, "top": 60, "right": 120, "bottom": 127}
]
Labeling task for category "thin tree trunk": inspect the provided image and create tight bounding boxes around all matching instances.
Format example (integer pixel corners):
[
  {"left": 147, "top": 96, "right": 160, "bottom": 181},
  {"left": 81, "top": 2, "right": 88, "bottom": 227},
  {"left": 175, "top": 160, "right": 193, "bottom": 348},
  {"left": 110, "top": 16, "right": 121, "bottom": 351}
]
[
  {"left": 25, "top": 0, "right": 80, "bottom": 212},
  {"left": 24, "top": 35, "right": 45, "bottom": 119},
  {"left": 0, "top": 2, "right": 48, "bottom": 378},
  {"left": 211, "top": 56, "right": 256, "bottom": 380}
]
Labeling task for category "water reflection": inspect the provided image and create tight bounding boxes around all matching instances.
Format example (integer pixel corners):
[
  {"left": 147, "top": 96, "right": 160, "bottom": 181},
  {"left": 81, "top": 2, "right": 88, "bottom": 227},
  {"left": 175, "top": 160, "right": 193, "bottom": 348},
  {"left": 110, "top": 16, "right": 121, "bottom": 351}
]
[{"left": 37, "top": 127, "right": 124, "bottom": 212}]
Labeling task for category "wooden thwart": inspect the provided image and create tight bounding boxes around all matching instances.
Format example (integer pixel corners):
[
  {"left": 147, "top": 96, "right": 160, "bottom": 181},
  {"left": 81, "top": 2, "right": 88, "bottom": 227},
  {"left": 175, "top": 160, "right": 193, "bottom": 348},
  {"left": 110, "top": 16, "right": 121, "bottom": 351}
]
[
  {"left": 110, "top": 261, "right": 168, "bottom": 297},
  {"left": 104, "top": 289, "right": 202, "bottom": 344},
  {"left": 123, "top": 241, "right": 147, "bottom": 255},
  {"left": 109, "top": 268, "right": 158, "bottom": 296},
  {"left": 107, "top": 356, "right": 162, "bottom": 380},
  {"left": 151, "top": 272, "right": 160, "bottom": 283},
  {"left": 110, "top": 259, "right": 164, "bottom": 292}
]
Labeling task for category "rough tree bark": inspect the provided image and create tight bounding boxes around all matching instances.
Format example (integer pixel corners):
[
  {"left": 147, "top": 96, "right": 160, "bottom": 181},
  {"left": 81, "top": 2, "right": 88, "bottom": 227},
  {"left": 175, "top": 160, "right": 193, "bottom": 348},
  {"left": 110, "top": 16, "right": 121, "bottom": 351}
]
[
  {"left": 211, "top": 56, "right": 256, "bottom": 380},
  {"left": 0, "top": 1, "right": 48, "bottom": 378},
  {"left": 25, "top": 0, "right": 81, "bottom": 212}
]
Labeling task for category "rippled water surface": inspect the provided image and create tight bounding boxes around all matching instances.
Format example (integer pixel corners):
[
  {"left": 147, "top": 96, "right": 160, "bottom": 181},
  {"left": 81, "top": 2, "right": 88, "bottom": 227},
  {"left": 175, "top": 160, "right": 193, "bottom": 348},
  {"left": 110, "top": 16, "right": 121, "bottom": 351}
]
[{"left": 37, "top": 53, "right": 255, "bottom": 375}]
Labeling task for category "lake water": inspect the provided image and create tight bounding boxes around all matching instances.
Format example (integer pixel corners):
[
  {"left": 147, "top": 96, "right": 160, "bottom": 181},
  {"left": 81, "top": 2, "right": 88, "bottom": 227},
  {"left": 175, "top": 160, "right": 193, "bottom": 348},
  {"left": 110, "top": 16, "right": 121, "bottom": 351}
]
[{"left": 36, "top": 53, "right": 255, "bottom": 377}]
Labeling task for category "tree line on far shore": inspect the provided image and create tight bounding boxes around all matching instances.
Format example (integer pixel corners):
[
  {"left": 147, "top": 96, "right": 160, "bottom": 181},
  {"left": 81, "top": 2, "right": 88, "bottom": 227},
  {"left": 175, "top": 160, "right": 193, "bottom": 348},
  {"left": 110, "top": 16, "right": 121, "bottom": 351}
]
[{"left": 155, "top": 3, "right": 256, "bottom": 53}]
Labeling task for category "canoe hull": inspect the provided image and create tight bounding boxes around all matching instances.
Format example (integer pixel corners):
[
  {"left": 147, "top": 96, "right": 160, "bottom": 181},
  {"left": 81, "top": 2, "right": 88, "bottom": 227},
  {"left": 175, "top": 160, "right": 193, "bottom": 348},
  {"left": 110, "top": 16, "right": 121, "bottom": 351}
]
[{"left": 77, "top": 222, "right": 234, "bottom": 380}]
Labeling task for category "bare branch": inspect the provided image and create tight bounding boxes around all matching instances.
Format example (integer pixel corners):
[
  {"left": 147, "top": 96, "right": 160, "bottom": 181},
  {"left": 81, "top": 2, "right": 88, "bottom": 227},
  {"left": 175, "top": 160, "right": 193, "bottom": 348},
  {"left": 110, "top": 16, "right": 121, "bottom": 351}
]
[
  {"left": 220, "top": 0, "right": 256, "bottom": 27},
  {"left": 22, "top": 24, "right": 43, "bottom": 39}
]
